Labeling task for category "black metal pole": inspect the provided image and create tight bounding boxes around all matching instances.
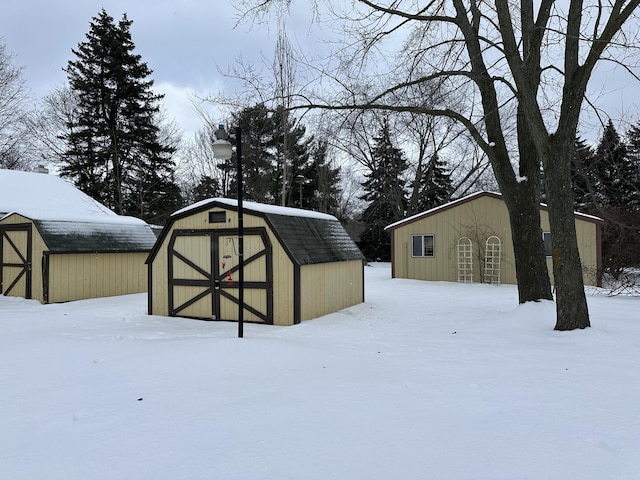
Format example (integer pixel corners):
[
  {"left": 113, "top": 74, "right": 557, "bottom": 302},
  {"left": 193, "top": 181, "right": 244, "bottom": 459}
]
[{"left": 236, "top": 127, "right": 244, "bottom": 338}]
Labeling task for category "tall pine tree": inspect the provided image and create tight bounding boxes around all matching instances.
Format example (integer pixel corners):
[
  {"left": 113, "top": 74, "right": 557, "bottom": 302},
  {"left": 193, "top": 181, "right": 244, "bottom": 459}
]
[
  {"left": 218, "top": 104, "right": 342, "bottom": 213},
  {"left": 62, "top": 9, "right": 180, "bottom": 223},
  {"left": 306, "top": 139, "right": 341, "bottom": 215},
  {"left": 624, "top": 122, "right": 640, "bottom": 211},
  {"left": 592, "top": 120, "right": 632, "bottom": 208},
  {"left": 220, "top": 103, "right": 277, "bottom": 203},
  {"left": 360, "top": 119, "right": 408, "bottom": 261},
  {"left": 414, "top": 153, "right": 454, "bottom": 212},
  {"left": 570, "top": 137, "right": 596, "bottom": 211},
  {"left": 572, "top": 122, "right": 640, "bottom": 276},
  {"left": 272, "top": 106, "right": 312, "bottom": 207}
]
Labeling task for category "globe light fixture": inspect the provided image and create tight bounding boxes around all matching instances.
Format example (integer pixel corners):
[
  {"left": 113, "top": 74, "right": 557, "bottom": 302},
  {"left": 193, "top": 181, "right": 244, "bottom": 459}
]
[{"left": 212, "top": 124, "right": 234, "bottom": 160}]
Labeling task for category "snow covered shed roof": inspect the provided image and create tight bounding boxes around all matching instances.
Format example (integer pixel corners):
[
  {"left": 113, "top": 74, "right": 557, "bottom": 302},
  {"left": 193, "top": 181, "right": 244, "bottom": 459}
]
[
  {"left": 149, "top": 198, "right": 364, "bottom": 266},
  {"left": 31, "top": 219, "right": 157, "bottom": 253},
  {"left": 385, "top": 191, "right": 604, "bottom": 231},
  {"left": 0, "top": 169, "right": 157, "bottom": 252},
  {"left": 0, "top": 168, "right": 116, "bottom": 220}
]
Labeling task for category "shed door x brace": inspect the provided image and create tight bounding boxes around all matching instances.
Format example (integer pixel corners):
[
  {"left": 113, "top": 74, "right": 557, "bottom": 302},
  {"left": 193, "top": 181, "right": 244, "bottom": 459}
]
[
  {"left": 0, "top": 224, "right": 32, "bottom": 299},
  {"left": 167, "top": 227, "right": 273, "bottom": 323}
]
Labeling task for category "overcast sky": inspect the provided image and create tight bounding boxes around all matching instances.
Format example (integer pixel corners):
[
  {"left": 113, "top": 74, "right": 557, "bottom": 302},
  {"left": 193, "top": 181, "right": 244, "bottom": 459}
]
[
  {"left": 2, "top": 1, "right": 639, "bottom": 144},
  {"left": 1, "top": 0, "right": 321, "bottom": 137}
]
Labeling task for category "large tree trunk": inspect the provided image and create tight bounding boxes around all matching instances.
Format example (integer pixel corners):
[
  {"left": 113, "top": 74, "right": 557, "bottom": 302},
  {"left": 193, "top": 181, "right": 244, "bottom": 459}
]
[
  {"left": 505, "top": 189, "right": 553, "bottom": 303},
  {"left": 490, "top": 107, "right": 553, "bottom": 304},
  {"left": 543, "top": 137, "right": 590, "bottom": 330}
]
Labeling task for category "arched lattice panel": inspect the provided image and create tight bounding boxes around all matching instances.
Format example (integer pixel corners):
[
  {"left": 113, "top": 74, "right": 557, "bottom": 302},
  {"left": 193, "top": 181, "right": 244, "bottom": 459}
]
[
  {"left": 457, "top": 237, "right": 473, "bottom": 283},
  {"left": 483, "top": 235, "right": 502, "bottom": 285}
]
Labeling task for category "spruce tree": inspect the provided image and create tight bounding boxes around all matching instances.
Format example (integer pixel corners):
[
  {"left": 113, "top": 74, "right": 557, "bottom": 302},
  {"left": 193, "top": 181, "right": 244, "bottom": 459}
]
[
  {"left": 272, "top": 106, "right": 312, "bottom": 207},
  {"left": 220, "top": 103, "right": 277, "bottom": 203},
  {"left": 593, "top": 120, "right": 632, "bottom": 208},
  {"left": 360, "top": 119, "right": 408, "bottom": 261},
  {"left": 219, "top": 104, "right": 342, "bottom": 213},
  {"left": 570, "top": 137, "right": 596, "bottom": 211},
  {"left": 283, "top": 136, "right": 342, "bottom": 212},
  {"left": 306, "top": 139, "right": 341, "bottom": 215},
  {"left": 624, "top": 122, "right": 640, "bottom": 211},
  {"left": 191, "top": 175, "right": 221, "bottom": 202},
  {"left": 414, "top": 154, "right": 454, "bottom": 212},
  {"left": 61, "top": 9, "right": 179, "bottom": 222},
  {"left": 583, "top": 121, "right": 640, "bottom": 276}
]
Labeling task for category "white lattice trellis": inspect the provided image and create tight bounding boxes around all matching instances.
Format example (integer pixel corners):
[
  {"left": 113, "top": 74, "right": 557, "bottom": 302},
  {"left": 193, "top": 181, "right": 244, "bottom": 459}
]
[
  {"left": 483, "top": 235, "right": 502, "bottom": 285},
  {"left": 457, "top": 237, "right": 474, "bottom": 283}
]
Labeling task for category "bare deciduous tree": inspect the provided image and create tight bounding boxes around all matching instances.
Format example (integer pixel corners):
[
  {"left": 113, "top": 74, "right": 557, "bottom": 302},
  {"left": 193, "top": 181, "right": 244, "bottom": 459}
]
[
  {"left": 22, "top": 87, "right": 77, "bottom": 168},
  {"left": 0, "top": 41, "right": 30, "bottom": 170},
  {"left": 239, "top": 0, "right": 640, "bottom": 330},
  {"left": 274, "top": 23, "right": 297, "bottom": 205}
]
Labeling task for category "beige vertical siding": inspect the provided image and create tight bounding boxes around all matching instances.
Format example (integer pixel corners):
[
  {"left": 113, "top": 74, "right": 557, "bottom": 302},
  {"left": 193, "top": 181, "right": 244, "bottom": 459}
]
[
  {"left": 391, "top": 195, "right": 601, "bottom": 287},
  {"left": 1, "top": 214, "right": 149, "bottom": 303},
  {"left": 47, "top": 252, "right": 148, "bottom": 303},
  {"left": 300, "top": 259, "right": 364, "bottom": 321},
  {"left": 392, "top": 195, "right": 514, "bottom": 283},
  {"left": 148, "top": 207, "right": 297, "bottom": 325}
]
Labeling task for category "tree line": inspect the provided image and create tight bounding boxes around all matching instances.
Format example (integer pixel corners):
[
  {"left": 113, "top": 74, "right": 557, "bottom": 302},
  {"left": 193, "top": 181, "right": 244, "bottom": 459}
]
[
  {"left": 0, "top": 9, "right": 475, "bottom": 238},
  {"left": 570, "top": 122, "right": 640, "bottom": 280},
  {"left": 2, "top": 4, "right": 640, "bottom": 330}
]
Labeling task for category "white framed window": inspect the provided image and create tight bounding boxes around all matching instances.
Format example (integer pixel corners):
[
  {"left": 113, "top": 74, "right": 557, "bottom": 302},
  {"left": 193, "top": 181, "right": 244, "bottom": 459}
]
[
  {"left": 543, "top": 232, "right": 552, "bottom": 256},
  {"left": 412, "top": 234, "right": 435, "bottom": 257}
]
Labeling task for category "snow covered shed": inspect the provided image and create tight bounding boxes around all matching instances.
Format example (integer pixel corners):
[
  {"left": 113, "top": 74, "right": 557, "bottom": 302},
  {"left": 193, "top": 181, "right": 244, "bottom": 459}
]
[
  {"left": 385, "top": 191, "right": 603, "bottom": 287},
  {"left": 0, "top": 169, "right": 157, "bottom": 303},
  {"left": 146, "top": 199, "right": 365, "bottom": 326}
]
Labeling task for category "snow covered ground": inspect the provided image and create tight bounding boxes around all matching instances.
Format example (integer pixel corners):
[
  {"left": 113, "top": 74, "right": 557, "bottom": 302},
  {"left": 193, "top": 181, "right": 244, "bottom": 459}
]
[{"left": 1, "top": 263, "right": 639, "bottom": 480}]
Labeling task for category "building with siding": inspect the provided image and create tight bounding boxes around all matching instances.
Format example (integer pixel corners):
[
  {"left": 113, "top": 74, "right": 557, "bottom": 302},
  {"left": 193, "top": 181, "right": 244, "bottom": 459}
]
[
  {"left": 146, "top": 198, "right": 365, "bottom": 326},
  {"left": 385, "top": 191, "right": 603, "bottom": 287},
  {"left": 0, "top": 169, "right": 156, "bottom": 303}
]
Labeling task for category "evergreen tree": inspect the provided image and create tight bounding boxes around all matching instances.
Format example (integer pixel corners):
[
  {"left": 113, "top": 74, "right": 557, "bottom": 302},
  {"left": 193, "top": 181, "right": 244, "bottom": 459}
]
[
  {"left": 359, "top": 119, "right": 408, "bottom": 261},
  {"left": 219, "top": 104, "right": 342, "bottom": 213},
  {"left": 191, "top": 175, "right": 221, "bottom": 202},
  {"left": 284, "top": 136, "right": 342, "bottom": 212},
  {"left": 414, "top": 154, "right": 454, "bottom": 212},
  {"left": 272, "top": 106, "right": 312, "bottom": 207},
  {"left": 221, "top": 103, "right": 277, "bottom": 203},
  {"left": 592, "top": 120, "right": 632, "bottom": 208},
  {"left": 61, "top": 9, "right": 180, "bottom": 222},
  {"left": 573, "top": 122, "right": 640, "bottom": 276},
  {"left": 306, "top": 139, "right": 341, "bottom": 215},
  {"left": 570, "top": 137, "right": 596, "bottom": 211},
  {"left": 623, "top": 122, "right": 640, "bottom": 211}
]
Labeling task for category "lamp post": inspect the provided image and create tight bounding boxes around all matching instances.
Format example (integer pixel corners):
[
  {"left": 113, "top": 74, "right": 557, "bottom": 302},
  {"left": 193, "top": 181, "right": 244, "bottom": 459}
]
[
  {"left": 294, "top": 174, "right": 305, "bottom": 208},
  {"left": 212, "top": 124, "right": 244, "bottom": 338}
]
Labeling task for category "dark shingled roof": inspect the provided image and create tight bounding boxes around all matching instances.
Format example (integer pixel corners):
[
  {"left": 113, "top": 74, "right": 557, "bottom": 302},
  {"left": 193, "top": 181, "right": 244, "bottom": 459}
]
[
  {"left": 148, "top": 199, "right": 364, "bottom": 266},
  {"left": 33, "top": 219, "right": 157, "bottom": 253},
  {"left": 264, "top": 213, "right": 364, "bottom": 265}
]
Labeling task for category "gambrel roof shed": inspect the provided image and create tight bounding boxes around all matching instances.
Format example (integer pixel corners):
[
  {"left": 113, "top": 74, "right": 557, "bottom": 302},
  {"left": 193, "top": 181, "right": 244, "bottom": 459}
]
[
  {"left": 0, "top": 169, "right": 156, "bottom": 303},
  {"left": 146, "top": 198, "right": 365, "bottom": 326}
]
